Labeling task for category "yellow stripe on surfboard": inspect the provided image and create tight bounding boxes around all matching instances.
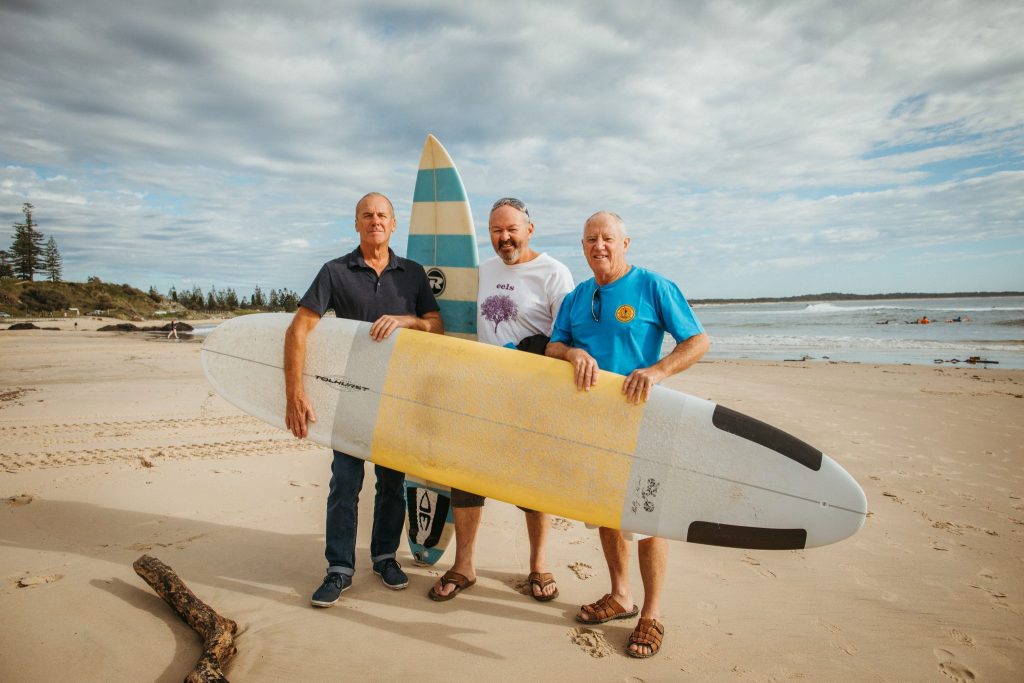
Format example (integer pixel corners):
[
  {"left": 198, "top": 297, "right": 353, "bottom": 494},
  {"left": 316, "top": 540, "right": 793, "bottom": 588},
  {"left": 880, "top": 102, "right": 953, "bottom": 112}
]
[{"left": 370, "top": 330, "right": 641, "bottom": 527}]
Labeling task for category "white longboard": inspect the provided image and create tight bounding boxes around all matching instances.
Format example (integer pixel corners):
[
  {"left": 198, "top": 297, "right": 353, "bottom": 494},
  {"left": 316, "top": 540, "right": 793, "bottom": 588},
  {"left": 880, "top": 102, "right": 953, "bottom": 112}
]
[{"left": 201, "top": 314, "right": 868, "bottom": 550}]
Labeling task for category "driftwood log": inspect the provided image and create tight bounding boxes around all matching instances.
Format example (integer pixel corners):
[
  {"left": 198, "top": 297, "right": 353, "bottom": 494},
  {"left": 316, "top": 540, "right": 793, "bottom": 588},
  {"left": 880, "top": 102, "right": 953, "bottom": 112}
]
[{"left": 133, "top": 555, "right": 238, "bottom": 682}]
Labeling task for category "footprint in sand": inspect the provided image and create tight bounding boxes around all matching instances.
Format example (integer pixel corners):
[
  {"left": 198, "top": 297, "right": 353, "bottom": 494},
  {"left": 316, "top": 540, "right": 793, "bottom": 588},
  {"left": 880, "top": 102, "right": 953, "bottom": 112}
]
[
  {"left": 568, "top": 627, "right": 613, "bottom": 658},
  {"left": 948, "top": 629, "right": 975, "bottom": 647},
  {"left": 5, "top": 493, "right": 34, "bottom": 507},
  {"left": 934, "top": 648, "right": 976, "bottom": 682},
  {"left": 933, "top": 521, "right": 964, "bottom": 535},
  {"left": 568, "top": 562, "right": 595, "bottom": 580},
  {"left": 550, "top": 517, "right": 574, "bottom": 531},
  {"left": 17, "top": 574, "right": 64, "bottom": 588},
  {"left": 816, "top": 618, "right": 841, "bottom": 633}
]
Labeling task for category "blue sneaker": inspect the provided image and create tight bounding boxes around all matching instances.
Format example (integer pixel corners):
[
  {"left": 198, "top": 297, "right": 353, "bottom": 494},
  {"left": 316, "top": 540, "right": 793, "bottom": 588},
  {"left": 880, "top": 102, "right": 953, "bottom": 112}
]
[
  {"left": 311, "top": 571, "right": 351, "bottom": 607},
  {"left": 373, "top": 558, "right": 409, "bottom": 590}
]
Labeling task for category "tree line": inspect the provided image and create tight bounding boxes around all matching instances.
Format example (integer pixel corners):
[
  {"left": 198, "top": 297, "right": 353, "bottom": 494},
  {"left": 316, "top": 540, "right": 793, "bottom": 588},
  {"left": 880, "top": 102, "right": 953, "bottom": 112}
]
[
  {"left": 2, "top": 203, "right": 62, "bottom": 281},
  {"left": 162, "top": 283, "right": 299, "bottom": 312},
  {"left": 3, "top": 203, "right": 299, "bottom": 314}
]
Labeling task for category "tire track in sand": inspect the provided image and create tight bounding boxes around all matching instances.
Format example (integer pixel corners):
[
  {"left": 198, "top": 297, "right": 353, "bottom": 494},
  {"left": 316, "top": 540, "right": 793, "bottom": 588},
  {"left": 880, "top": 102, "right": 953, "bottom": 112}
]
[{"left": 2, "top": 438, "right": 323, "bottom": 471}]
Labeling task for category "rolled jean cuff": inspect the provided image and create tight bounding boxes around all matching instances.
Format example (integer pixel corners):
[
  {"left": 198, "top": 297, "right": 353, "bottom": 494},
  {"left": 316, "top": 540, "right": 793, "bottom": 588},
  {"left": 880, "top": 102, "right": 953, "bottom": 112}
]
[
  {"left": 370, "top": 552, "right": 396, "bottom": 564},
  {"left": 327, "top": 565, "right": 354, "bottom": 577}
]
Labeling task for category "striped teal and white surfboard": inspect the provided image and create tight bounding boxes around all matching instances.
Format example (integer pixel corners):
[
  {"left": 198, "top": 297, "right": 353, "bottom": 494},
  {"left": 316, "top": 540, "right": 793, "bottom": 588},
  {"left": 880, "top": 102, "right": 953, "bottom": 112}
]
[
  {"left": 407, "top": 134, "right": 479, "bottom": 340},
  {"left": 404, "top": 134, "right": 479, "bottom": 564}
]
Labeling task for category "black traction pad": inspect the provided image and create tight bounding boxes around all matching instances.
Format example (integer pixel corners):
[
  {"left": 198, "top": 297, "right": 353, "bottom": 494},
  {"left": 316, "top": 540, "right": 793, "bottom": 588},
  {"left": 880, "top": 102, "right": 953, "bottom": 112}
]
[
  {"left": 688, "top": 521, "right": 808, "bottom": 550},
  {"left": 712, "top": 405, "right": 822, "bottom": 471}
]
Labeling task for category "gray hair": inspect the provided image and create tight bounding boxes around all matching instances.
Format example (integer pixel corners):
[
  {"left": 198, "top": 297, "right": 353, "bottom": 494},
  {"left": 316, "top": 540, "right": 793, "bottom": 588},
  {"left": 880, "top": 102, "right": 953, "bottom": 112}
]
[
  {"left": 490, "top": 197, "right": 530, "bottom": 219},
  {"left": 355, "top": 192, "right": 395, "bottom": 219},
  {"left": 584, "top": 210, "right": 628, "bottom": 236}
]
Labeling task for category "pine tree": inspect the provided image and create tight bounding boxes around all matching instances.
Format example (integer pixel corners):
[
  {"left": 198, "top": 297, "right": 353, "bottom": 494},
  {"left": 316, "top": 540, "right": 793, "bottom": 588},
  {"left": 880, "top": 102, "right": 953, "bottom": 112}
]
[
  {"left": 11, "top": 202, "right": 45, "bottom": 281},
  {"left": 0, "top": 249, "right": 14, "bottom": 278},
  {"left": 278, "top": 288, "right": 299, "bottom": 311},
  {"left": 251, "top": 284, "right": 265, "bottom": 309},
  {"left": 44, "top": 236, "right": 63, "bottom": 282}
]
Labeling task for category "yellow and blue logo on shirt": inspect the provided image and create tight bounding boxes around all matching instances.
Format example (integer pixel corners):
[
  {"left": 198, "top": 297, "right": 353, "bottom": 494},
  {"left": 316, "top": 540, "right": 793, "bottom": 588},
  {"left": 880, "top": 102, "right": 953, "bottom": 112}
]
[{"left": 615, "top": 304, "right": 635, "bottom": 323}]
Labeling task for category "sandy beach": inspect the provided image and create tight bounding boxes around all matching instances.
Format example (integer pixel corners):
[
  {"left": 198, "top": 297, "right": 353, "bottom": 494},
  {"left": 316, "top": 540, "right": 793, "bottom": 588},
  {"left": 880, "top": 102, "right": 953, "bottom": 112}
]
[{"left": 2, "top": 320, "right": 1022, "bottom": 682}]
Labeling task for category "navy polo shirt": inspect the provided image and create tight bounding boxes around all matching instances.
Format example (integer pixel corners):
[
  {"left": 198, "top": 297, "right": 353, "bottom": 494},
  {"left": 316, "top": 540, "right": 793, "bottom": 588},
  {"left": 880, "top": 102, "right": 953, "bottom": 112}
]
[{"left": 298, "top": 247, "right": 440, "bottom": 323}]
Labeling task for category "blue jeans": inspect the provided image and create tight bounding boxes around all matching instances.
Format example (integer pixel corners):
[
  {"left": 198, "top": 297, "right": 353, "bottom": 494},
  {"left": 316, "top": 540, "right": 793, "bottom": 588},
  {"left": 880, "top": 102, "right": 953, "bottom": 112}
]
[{"left": 325, "top": 450, "right": 405, "bottom": 576}]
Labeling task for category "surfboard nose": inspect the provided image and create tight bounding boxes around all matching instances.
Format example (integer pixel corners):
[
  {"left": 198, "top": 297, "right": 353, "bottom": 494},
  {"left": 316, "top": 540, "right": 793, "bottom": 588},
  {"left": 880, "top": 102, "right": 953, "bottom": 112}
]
[
  {"left": 807, "top": 455, "right": 869, "bottom": 547},
  {"left": 707, "top": 404, "right": 867, "bottom": 547}
]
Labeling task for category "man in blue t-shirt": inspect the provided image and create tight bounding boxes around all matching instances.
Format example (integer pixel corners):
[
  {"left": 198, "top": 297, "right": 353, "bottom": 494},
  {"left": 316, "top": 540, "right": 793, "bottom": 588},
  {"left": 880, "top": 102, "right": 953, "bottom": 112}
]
[
  {"left": 284, "top": 192, "right": 443, "bottom": 608},
  {"left": 546, "top": 211, "right": 709, "bottom": 659}
]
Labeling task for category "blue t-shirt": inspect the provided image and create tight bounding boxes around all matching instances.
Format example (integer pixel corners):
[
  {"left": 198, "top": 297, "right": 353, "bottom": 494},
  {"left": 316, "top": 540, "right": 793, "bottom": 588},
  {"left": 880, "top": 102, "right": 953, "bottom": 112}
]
[{"left": 549, "top": 266, "right": 703, "bottom": 376}]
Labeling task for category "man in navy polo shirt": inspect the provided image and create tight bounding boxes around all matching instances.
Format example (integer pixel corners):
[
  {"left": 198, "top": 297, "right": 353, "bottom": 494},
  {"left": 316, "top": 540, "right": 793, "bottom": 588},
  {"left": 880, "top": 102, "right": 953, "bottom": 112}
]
[
  {"left": 546, "top": 210, "right": 709, "bottom": 659},
  {"left": 284, "top": 192, "right": 443, "bottom": 607}
]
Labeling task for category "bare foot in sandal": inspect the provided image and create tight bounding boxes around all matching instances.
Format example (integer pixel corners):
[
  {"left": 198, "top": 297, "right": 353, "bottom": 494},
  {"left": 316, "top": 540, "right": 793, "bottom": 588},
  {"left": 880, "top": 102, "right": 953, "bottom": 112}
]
[
  {"left": 428, "top": 569, "right": 476, "bottom": 602},
  {"left": 576, "top": 593, "right": 639, "bottom": 624},
  {"left": 527, "top": 571, "right": 559, "bottom": 601},
  {"left": 627, "top": 617, "right": 664, "bottom": 658}
]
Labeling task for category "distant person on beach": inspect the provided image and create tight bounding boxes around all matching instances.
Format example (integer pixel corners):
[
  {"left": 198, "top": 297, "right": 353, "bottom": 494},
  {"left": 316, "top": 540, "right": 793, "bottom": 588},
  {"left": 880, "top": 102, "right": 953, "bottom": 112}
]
[
  {"left": 284, "top": 192, "right": 442, "bottom": 608},
  {"left": 167, "top": 320, "right": 178, "bottom": 339},
  {"left": 428, "top": 197, "right": 573, "bottom": 604},
  {"left": 545, "top": 211, "right": 709, "bottom": 659},
  {"left": 918, "top": 316, "right": 930, "bottom": 324}
]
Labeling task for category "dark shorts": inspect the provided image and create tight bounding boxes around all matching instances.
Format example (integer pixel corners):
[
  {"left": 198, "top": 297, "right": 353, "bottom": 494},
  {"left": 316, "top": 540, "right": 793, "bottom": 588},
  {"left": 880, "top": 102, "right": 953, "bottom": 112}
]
[{"left": 451, "top": 487, "right": 536, "bottom": 514}]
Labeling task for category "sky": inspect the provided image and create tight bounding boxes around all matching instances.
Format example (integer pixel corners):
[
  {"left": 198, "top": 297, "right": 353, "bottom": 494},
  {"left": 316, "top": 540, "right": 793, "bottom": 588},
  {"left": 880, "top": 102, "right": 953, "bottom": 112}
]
[{"left": 1, "top": 0, "right": 1022, "bottom": 300}]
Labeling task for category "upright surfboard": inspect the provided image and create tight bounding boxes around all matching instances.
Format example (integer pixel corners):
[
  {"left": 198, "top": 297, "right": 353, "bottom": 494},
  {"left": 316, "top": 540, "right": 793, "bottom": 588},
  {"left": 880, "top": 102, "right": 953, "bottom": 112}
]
[
  {"left": 201, "top": 315, "right": 869, "bottom": 550},
  {"left": 407, "top": 133, "right": 478, "bottom": 339},
  {"left": 403, "top": 134, "right": 478, "bottom": 564}
]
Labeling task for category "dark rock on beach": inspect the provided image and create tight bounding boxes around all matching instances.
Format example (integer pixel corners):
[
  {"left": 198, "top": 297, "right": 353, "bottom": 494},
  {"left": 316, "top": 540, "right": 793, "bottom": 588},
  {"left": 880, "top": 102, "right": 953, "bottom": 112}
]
[
  {"left": 98, "top": 322, "right": 195, "bottom": 332},
  {"left": 7, "top": 322, "right": 61, "bottom": 331}
]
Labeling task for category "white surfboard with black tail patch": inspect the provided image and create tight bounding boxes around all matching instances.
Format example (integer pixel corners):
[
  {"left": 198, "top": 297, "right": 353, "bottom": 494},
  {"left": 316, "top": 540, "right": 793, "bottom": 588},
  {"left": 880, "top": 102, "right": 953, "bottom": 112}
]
[{"left": 202, "top": 314, "right": 868, "bottom": 551}]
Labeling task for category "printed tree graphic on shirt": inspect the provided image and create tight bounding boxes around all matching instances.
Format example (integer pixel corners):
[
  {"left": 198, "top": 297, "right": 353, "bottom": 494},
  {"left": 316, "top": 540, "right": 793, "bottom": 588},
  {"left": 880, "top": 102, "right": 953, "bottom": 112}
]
[{"left": 481, "top": 294, "right": 518, "bottom": 333}]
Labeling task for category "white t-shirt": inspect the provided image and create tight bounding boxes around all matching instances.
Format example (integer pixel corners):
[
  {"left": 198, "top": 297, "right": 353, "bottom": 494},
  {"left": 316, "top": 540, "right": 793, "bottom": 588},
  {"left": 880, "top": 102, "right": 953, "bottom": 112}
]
[{"left": 477, "top": 253, "right": 574, "bottom": 347}]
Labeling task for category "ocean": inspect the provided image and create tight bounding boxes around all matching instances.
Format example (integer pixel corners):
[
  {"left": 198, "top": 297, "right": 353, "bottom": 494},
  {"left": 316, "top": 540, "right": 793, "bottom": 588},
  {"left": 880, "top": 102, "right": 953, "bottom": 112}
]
[
  {"left": 192, "top": 295, "right": 1024, "bottom": 370},
  {"left": 689, "top": 295, "right": 1024, "bottom": 369}
]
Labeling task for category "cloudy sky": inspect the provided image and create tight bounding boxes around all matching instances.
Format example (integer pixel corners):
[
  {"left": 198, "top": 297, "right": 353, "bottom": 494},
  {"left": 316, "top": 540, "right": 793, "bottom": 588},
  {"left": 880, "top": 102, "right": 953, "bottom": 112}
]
[{"left": 2, "top": 0, "right": 1022, "bottom": 300}]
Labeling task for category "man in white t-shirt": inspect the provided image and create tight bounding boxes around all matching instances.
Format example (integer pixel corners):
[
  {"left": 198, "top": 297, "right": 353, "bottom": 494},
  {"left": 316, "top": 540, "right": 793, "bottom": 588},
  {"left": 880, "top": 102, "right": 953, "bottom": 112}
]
[{"left": 428, "top": 197, "right": 574, "bottom": 603}]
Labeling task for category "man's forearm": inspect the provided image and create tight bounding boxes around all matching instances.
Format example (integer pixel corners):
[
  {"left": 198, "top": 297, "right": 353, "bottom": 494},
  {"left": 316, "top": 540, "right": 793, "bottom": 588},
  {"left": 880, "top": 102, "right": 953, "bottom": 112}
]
[
  {"left": 284, "top": 329, "right": 306, "bottom": 398},
  {"left": 545, "top": 341, "right": 572, "bottom": 360},
  {"left": 420, "top": 311, "right": 444, "bottom": 335},
  {"left": 651, "top": 332, "right": 709, "bottom": 379},
  {"left": 284, "top": 306, "right": 319, "bottom": 398}
]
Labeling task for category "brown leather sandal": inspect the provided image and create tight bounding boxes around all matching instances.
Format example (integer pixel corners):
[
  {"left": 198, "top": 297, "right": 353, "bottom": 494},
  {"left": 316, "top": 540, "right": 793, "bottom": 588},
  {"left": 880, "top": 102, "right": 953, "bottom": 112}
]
[
  {"left": 576, "top": 593, "right": 639, "bottom": 624},
  {"left": 428, "top": 570, "right": 476, "bottom": 602},
  {"left": 626, "top": 617, "right": 664, "bottom": 658},
  {"left": 527, "top": 571, "right": 559, "bottom": 602}
]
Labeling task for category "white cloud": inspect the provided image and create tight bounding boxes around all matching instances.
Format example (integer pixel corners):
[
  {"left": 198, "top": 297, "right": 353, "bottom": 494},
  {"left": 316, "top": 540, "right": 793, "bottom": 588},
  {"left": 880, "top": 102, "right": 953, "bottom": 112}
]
[{"left": 0, "top": 0, "right": 1022, "bottom": 299}]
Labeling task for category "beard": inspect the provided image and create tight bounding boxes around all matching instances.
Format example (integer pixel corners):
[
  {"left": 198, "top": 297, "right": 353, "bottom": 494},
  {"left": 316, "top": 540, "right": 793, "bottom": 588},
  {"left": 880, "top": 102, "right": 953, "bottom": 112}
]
[{"left": 498, "top": 240, "right": 521, "bottom": 264}]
